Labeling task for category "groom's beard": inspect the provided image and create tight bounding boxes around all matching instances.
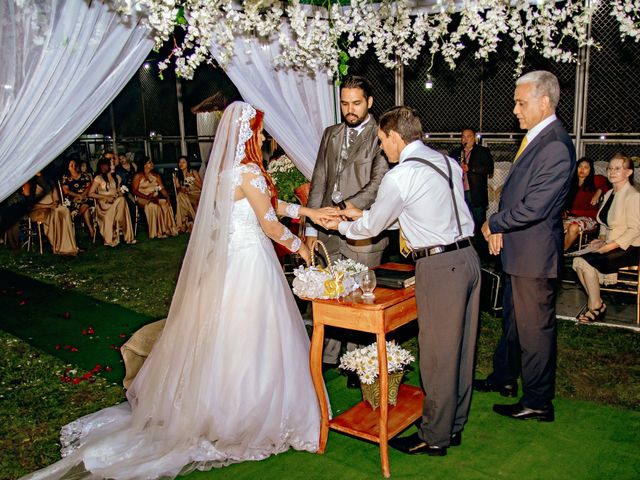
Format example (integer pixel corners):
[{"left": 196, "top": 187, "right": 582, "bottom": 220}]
[{"left": 344, "top": 112, "right": 367, "bottom": 128}]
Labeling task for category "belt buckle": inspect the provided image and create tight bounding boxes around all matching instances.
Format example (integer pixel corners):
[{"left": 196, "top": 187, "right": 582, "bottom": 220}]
[{"left": 428, "top": 245, "right": 445, "bottom": 256}]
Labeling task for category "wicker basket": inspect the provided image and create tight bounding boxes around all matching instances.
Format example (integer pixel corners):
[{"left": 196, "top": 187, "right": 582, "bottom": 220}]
[
  {"left": 360, "top": 371, "right": 405, "bottom": 410},
  {"left": 292, "top": 240, "right": 359, "bottom": 299}
]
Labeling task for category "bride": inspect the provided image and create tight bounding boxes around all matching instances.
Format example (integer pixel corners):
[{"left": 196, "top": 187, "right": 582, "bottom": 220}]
[{"left": 23, "top": 102, "right": 335, "bottom": 479}]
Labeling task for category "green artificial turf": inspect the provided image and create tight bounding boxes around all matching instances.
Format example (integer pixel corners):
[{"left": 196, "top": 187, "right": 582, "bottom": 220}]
[{"left": 1, "top": 238, "right": 639, "bottom": 479}]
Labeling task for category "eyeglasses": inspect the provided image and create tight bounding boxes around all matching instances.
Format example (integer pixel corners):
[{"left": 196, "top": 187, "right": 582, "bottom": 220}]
[{"left": 606, "top": 166, "right": 627, "bottom": 172}]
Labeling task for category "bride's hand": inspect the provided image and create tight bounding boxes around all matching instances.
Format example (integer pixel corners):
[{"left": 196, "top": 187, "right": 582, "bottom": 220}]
[
  {"left": 297, "top": 243, "right": 312, "bottom": 266},
  {"left": 306, "top": 207, "right": 339, "bottom": 228}
]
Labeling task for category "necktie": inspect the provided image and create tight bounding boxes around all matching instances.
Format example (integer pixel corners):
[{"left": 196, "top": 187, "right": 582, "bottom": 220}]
[
  {"left": 514, "top": 136, "right": 528, "bottom": 161},
  {"left": 346, "top": 128, "right": 357, "bottom": 153},
  {"left": 399, "top": 227, "right": 412, "bottom": 258}
]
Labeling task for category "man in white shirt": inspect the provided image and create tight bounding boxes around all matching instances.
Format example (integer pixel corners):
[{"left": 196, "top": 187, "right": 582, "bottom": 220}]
[{"left": 326, "top": 106, "right": 481, "bottom": 456}]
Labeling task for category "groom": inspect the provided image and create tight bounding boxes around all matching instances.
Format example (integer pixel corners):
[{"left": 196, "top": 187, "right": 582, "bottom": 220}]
[
  {"left": 306, "top": 75, "right": 389, "bottom": 369},
  {"left": 325, "top": 106, "right": 481, "bottom": 456}
]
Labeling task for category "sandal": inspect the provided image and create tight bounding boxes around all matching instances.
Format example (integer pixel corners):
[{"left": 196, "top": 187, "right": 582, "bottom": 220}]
[{"left": 577, "top": 302, "right": 606, "bottom": 324}]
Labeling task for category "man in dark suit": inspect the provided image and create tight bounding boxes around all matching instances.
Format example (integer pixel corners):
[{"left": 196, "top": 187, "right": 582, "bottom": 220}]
[
  {"left": 449, "top": 128, "right": 494, "bottom": 232},
  {"left": 450, "top": 128, "right": 493, "bottom": 256},
  {"left": 306, "top": 75, "right": 389, "bottom": 368},
  {"left": 477, "top": 70, "right": 576, "bottom": 421}
]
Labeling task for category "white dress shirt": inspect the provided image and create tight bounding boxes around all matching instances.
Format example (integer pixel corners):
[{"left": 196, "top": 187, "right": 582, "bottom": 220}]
[
  {"left": 524, "top": 114, "right": 557, "bottom": 145},
  {"left": 338, "top": 141, "right": 475, "bottom": 249}
]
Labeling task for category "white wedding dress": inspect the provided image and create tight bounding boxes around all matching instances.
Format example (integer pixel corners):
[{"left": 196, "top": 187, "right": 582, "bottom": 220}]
[{"left": 22, "top": 103, "right": 323, "bottom": 480}]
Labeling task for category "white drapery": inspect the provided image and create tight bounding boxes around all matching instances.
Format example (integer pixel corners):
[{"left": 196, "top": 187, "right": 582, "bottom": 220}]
[
  {"left": 210, "top": 33, "right": 336, "bottom": 179},
  {"left": 0, "top": 0, "right": 154, "bottom": 202}
]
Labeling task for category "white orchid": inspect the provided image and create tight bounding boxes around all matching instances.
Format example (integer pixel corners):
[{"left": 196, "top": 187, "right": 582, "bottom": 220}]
[{"left": 107, "top": 0, "right": 613, "bottom": 79}]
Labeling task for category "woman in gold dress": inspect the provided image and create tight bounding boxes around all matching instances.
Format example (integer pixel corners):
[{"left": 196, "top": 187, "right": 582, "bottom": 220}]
[
  {"left": 89, "top": 158, "right": 136, "bottom": 247},
  {"left": 173, "top": 156, "right": 202, "bottom": 232},
  {"left": 132, "top": 157, "right": 178, "bottom": 239},
  {"left": 27, "top": 173, "right": 79, "bottom": 256}
]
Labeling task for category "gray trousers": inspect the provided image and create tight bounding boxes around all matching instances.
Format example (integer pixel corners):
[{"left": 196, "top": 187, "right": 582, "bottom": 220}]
[{"left": 415, "top": 246, "right": 481, "bottom": 447}]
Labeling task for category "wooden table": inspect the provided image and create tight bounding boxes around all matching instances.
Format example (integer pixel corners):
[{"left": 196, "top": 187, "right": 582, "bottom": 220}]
[{"left": 309, "top": 263, "right": 424, "bottom": 478}]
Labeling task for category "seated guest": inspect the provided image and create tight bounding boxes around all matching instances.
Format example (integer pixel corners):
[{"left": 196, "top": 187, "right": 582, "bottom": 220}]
[
  {"left": 27, "top": 173, "right": 79, "bottom": 256},
  {"left": 132, "top": 157, "right": 178, "bottom": 239},
  {"left": 115, "top": 153, "right": 137, "bottom": 215},
  {"left": 89, "top": 158, "right": 136, "bottom": 247},
  {"left": 563, "top": 157, "right": 609, "bottom": 251},
  {"left": 79, "top": 160, "right": 93, "bottom": 176},
  {"left": 61, "top": 157, "right": 95, "bottom": 238},
  {"left": 173, "top": 155, "right": 202, "bottom": 232},
  {"left": 573, "top": 153, "right": 640, "bottom": 323}
]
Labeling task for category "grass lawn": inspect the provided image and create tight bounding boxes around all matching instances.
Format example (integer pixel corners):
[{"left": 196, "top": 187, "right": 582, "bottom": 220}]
[{"left": 0, "top": 234, "right": 639, "bottom": 479}]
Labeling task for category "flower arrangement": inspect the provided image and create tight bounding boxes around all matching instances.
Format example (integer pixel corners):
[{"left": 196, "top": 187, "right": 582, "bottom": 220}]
[
  {"left": 292, "top": 255, "right": 367, "bottom": 300},
  {"left": 108, "top": 0, "right": 613, "bottom": 79},
  {"left": 267, "top": 154, "right": 307, "bottom": 203},
  {"left": 339, "top": 341, "right": 415, "bottom": 385},
  {"left": 183, "top": 176, "right": 195, "bottom": 187}
]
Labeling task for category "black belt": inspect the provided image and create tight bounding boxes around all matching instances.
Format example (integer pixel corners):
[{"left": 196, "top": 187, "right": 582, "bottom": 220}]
[{"left": 411, "top": 238, "right": 471, "bottom": 261}]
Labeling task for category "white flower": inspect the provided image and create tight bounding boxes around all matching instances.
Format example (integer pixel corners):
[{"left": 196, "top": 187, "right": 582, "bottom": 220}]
[
  {"left": 120, "top": 185, "right": 129, "bottom": 194},
  {"left": 106, "top": 0, "right": 607, "bottom": 78},
  {"left": 339, "top": 341, "right": 414, "bottom": 384}
]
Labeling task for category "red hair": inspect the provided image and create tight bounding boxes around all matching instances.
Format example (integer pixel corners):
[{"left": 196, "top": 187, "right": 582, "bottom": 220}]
[{"left": 241, "top": 109, "right": 278, "bottom": 207}]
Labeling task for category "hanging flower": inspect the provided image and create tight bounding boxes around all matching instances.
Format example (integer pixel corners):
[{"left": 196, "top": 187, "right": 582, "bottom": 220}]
[{"left": 107, "top": 0, "right": 609, "bottom": 79}]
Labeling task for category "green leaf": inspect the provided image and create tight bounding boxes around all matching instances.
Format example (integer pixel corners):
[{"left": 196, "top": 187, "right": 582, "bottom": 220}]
[
  {"left": 176, "top": 6, "right": 187, "bottom": 26},
  {"left": 339, "top": 63, "right": 349, "bottom": 77}
]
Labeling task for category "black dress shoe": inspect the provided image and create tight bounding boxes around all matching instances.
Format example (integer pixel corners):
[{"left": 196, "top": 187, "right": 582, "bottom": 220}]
[
  {"left": 346, "top": 372, "right": 360, "bottom": 389},
  {"left": 473, "top": 378, "right": 518, "bottom": 397},
  {"left": 493, "top": 402, "right": 555, "bottom": 422},
  {"left": 388, "top": 433, "right": 447, "bottom": 456}
]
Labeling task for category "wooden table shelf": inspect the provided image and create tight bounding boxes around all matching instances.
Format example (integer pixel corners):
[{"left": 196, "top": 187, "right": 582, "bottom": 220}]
[
  {"left": 309, "top": 263, "right": 423, "bottom": 478},
  {"left": 329, "top": 384, "right": 424, "bottom": 443}
]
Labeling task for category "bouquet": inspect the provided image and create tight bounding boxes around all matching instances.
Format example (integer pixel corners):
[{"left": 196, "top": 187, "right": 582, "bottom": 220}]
[
  {"left": 291, "top": 245, "right": 368, "bottom": 299},
  {"left": 120, "top": 185, "right": 129, "bottom": 194},
  {"left": 267, "top": 154, "right": 307, "bottom": 203},
  {"left": 184, "top": 176, "right": 195, "bottom": 187},
  {"left": 339, "top": 342, "right": 415, "bottom": 385}
]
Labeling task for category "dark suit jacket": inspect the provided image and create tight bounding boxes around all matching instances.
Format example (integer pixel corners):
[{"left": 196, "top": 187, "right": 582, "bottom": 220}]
[
  {"left": 449, "top": 144, "right": 494, "bottom": 207},
  {"left": 308, "top": 120, "right": 388, "bottom": 211},
  {"left": 489, "top": 119, "right": 576, "bottom": 278}
]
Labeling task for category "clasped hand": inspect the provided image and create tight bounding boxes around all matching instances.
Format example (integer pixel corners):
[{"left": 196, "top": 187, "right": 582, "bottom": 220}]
[
  {"left": 481, "top": 220, "right": 503, "bottom": 256},
  {"left": 309, "top": 207, "right": 363, "bottom": 231}
]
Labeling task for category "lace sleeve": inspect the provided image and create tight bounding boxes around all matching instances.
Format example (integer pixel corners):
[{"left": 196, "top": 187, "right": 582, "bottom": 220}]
[
  {"left": 277, "top": 200, "right": 301, "bottom": 219},
  {"left": 240, "top": 166, "right": 302, "bottom": 252}
]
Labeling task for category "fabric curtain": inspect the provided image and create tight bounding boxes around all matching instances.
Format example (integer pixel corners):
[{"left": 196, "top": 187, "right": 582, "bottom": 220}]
[
  {"left": 0, "top": 0, "right": 154, "bottom": 202},
  {"left": 210, "top": 31, "right": 336, "bottom": 179}
]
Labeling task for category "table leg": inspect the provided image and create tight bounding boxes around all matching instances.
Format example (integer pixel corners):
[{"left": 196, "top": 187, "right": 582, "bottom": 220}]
[
  {"left": 310, "top": 317, "right": 329, "bottom": 454},
  {"left": 377, "top": 332, "right": 390, "bottom": 478}
]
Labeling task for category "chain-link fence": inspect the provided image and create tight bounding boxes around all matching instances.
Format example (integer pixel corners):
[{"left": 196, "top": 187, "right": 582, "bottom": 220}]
[
  {"left": 74, "top": 4, "right": 638, "bottom": 166},
  {"left": 585, "top": 3, "right": 640, "bottom": 134}
]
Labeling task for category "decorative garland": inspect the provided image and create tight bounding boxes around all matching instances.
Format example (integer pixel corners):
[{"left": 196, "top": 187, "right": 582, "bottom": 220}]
[
  {"left": 611, "top": 0, "right": 640, "bottom": 42},
  {"left": 107, "top": 0, "right": 622, "bottom": 79}
]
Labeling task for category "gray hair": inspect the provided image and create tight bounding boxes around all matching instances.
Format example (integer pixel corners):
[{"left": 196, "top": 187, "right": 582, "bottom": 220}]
[{"left": 516, "top": 70, "right": 560, "bottom": 110}]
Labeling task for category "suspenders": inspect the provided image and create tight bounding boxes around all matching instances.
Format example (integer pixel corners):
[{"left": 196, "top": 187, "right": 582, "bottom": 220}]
[{"left": 405, "top": 155, "right": 463, "bottom": 238}]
